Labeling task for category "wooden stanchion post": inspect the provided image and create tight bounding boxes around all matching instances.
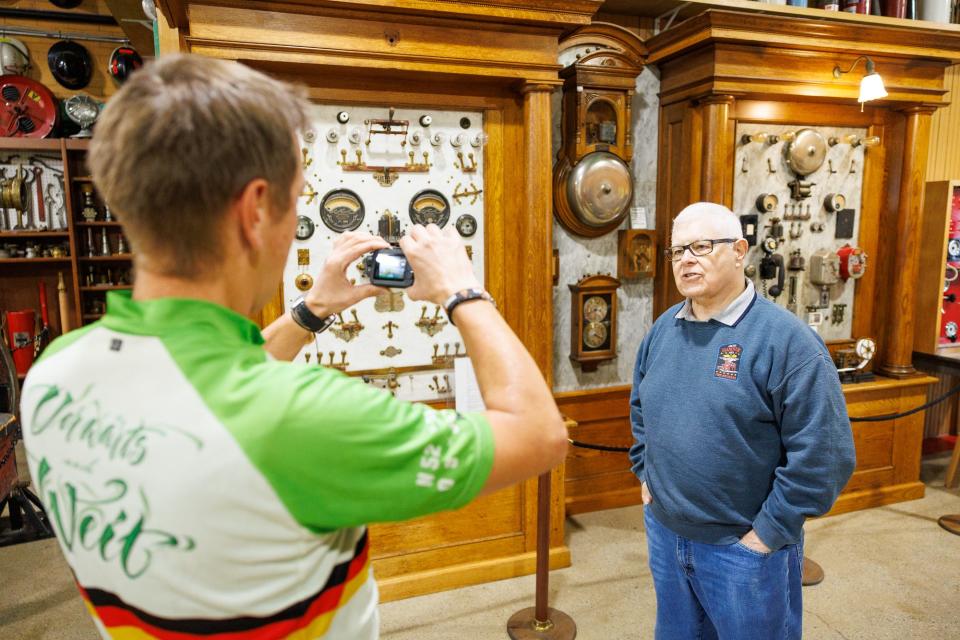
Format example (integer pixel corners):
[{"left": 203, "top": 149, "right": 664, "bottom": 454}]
[{"left": 506, "top": 471, "right": 576, "bottom": 639}]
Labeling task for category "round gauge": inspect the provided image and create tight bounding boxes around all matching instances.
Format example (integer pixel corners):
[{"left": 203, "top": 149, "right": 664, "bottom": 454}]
[
  {"left": 946, "top": 322, "right": 958, "bottom": 341},
  {"left": 948, "top": 238, "right": 960, "bottom": 261},
  {"left": 855, "top": 337, "right": 876, "bottom": 361},
  {"left": 320, "top": 189, "right": 365, "bottom": 233},
  {"left": 336, "top": 111, "right": 350, "bottom": 123},
  {"left": 409, "top": 189, "right": 450, "bottom": 227},
  {"left": 294, "top": 273, "right": 314, "bottom": 291},
  {"left": 419, "top": 114, "right": 432, "bottom": 127},
  {"left": 295, "top": 215, "right": 315, "bottom": 241},
  {"left": 825, "top": 193, "right": 846, "bottom": 213},
  {"left": 762, "top": 236, "right": 779, "bottom": 254},
  {"left": 455, "top": 214, "right": 477, "bottom": 237},
  {"left": 583, "top": 295, "right": 608, "bottom": 323},
  {"left": 583, "top": 320, "right": 608, "bottom": 349},
  {"left": 755, "top": 193, "right": 778, "bottom": 213}
]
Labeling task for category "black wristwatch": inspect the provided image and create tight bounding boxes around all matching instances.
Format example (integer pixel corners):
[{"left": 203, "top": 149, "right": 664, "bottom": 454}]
[
  {"left": 443, "top": 288, "right": 496, "bottom": 326},
  {"left": 290, "top": 297, "right": 337, "bottom": 333}
]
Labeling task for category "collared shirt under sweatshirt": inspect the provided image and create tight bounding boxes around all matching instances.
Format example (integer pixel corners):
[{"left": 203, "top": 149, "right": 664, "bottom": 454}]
[{"left": 629, "top": 281, "right": 856, "bottom": 551}]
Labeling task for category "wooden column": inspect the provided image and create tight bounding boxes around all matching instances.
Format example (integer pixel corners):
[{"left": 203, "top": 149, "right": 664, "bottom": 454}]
[
  {"left": 699, "top": 94, "right": 736, "bottom": 207},
  {"left": 879, "top": 105, "right": 937, "bottom": 378},
  {"left": 516, "top": 83, "right": 558, "bottom": 384}
]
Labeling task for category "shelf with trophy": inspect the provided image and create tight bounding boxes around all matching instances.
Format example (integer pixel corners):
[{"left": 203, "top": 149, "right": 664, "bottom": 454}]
[{"left": 68, "top": 155, "right": 133, "bottom": 324}]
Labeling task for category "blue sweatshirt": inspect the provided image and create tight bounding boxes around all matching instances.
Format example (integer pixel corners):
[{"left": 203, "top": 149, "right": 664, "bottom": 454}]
[{"left": 629, "top": 292, "right": 856, "bottom": 551}]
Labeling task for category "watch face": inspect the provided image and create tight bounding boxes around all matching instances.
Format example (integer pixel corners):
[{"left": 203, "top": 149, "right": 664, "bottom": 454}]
[
  {"left": 295, "top": 215, "right": 315, "bottom": 240},
  {"left": 583, "top": 320, "right": 608, "bottom": 349},
  {"left": 583, "top": 296, "right": 608, "bottom": 323},
  {"left": 455, "top": 214, "right": 477, "bottom": 237}
]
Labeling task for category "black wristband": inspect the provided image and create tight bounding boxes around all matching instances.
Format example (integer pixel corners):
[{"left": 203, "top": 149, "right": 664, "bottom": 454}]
[
  {"left": 290, "top": 297, "right": 336, "bottom": 333},
  {"left": 443, "top": 288, "right": 495, "bottom": 326}
]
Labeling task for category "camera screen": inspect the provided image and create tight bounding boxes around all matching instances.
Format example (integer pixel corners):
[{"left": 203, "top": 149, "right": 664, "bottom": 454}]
[{"left": 375, "top": 253, "right": 407, "bottom": 280}]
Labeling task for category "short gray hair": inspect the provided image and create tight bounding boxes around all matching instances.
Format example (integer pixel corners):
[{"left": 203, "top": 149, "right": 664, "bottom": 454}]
[
  {"left": 89, "top": 54, "right": 310, "bottom": 276},
  {"left": 672, "top": 202, "right": 744, "bottom": 241}
]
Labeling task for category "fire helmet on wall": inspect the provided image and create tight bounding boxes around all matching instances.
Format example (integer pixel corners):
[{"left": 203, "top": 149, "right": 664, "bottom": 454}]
[
  {"left": 47, "top": 40, "right": 92, "bottom": 90},
  {"left": 108, "top": 46, "right": 143, "bottom": 84},
  {"left": 0, "top": 37, "right": 30, "bottom": 76}
]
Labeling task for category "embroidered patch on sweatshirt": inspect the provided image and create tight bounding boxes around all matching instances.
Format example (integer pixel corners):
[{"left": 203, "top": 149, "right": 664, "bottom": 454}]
[{"left": 715, "top": 344, "right": 743, "bottom": 380}]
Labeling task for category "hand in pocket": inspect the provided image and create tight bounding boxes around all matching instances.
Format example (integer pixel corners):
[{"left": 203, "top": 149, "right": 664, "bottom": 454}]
[{"left": 641, "top": 481, "right": 653, "bottom": 505}]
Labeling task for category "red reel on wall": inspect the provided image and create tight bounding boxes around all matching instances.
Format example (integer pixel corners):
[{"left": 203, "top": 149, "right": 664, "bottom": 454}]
[{"left": 0, "top": 75, "right": 57, "bottom": 138}]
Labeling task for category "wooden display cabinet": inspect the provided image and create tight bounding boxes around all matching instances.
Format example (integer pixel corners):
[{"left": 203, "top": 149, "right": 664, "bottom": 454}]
[
  {"left": 561, "top": 9, "right": 960, "bottom": 517},
  {"left": 915, "top": 180, "right": 960, "bottom": 355},
  {"left": 157, "top": 0, "right": 604, "bottom": 602},
  {"left": 0, "top": 138, "right": 132, "bottom": 384}
]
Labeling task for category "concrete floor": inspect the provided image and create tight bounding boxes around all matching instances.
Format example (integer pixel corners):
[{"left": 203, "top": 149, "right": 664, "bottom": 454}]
[{"left": 2, "top": 455, "right": 959, "bottom": 639}]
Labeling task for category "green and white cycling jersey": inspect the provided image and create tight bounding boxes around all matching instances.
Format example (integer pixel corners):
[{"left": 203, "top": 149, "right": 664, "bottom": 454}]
[{"left": 20, "top": 291, "right": 494, "bottom": 640}]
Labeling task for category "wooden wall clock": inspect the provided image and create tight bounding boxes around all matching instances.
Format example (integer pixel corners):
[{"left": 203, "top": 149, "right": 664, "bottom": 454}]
[
  {"left": 553, "top": 24, "right": 646, "bottom": 238},
  {"left": 569, "top": 274, "right": 620, "bottom": 371}
]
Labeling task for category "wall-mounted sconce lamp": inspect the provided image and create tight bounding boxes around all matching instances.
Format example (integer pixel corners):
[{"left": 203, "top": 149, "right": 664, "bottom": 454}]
[{"left": 833, "top": 56, "right": 888, "bottom": 111}]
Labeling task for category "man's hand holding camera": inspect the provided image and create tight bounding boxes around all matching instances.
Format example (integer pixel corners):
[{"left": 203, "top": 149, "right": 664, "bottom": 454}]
[
  {"left": 305, "top": 231, "right": 389, "bottom": 317},
  {"left": 400, "top": 224, "right": 480, "bottom": 306},
  {"left": 305, "top": 224, "right": 478, "bottom": 317}
]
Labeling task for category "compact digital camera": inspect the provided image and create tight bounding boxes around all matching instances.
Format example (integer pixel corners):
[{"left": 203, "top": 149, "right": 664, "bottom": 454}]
[{"left": 363, "top": 247, "right": 414, "bottom": 288}]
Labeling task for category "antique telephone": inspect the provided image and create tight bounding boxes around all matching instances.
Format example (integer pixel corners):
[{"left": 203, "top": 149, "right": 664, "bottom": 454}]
[
  {"left": 760, "top": 217, "right": 785, "bottom": 298},
  {"left": 759, "top": 245, "right": 785, "bottom": 298}
]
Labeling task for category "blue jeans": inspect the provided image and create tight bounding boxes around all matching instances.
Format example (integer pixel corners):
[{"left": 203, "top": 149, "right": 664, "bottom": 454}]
[{"left": 643, "top": 506, "right": 802, "bottom": 640}]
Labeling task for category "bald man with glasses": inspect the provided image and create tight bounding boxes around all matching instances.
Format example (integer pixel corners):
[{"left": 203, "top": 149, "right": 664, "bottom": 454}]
[{"left": 629, "top": 202, "right": 855, "bottom": 640}]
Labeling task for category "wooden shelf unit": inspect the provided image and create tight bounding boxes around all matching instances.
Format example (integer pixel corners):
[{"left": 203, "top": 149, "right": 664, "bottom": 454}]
[
  {"left": 0, "top": 257, "right": 72, "bottom": 264},
  {"left": 916, "top": 180, "right": 960, "bottom": 354},
  {"left": 0, "top": 231, "right": 70, "bottom": 239},
  {"left": 601, "top": 0, "right": 960, "bottom": 33},
  {"left": 0, "top": 136, "right": 131, "bottom": 338}
]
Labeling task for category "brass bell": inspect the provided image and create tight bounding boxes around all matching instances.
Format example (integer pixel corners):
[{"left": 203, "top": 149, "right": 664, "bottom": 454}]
[{"left": 295, "top": 273, "right": 314, "bottom": 291}]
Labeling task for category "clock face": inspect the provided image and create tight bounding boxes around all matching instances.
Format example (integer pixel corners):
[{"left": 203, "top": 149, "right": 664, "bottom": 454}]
[
  {"left": 295, "top": 215, "right": 315, "bottom": 241},
  {"left": 583, "top": 295, "right": 608, "bottom": 323},
  {"left": 583, "top": 320, "right": 608, "bottom": 349}
]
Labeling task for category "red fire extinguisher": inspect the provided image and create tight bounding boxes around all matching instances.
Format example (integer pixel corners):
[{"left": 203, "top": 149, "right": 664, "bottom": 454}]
[{"left": 5, "top": 310, "right": 37, "bottom": 377}]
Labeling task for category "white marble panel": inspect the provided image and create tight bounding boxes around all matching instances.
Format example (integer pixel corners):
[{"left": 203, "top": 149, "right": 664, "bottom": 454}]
[
  {"left": 552, "top": 67, "right": 660, "bottom": 392},
  {"left": 733, "top": 123, "right": 868, "bottom": 341}
]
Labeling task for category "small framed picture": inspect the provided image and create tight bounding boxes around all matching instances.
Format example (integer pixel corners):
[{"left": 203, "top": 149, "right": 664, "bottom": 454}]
[{"left": 618, "top": 229, "right": 656, "bottom": 279}]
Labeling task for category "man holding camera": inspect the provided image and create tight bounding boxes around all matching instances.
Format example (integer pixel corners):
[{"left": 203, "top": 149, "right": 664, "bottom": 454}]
[{"left": 19, "top": 55, "right": 567, "bottom": 639}]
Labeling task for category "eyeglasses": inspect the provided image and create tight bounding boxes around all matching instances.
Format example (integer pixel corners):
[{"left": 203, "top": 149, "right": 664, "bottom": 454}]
[{"left": 664, "top": 238, "right": 737, "bottom": 262}]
